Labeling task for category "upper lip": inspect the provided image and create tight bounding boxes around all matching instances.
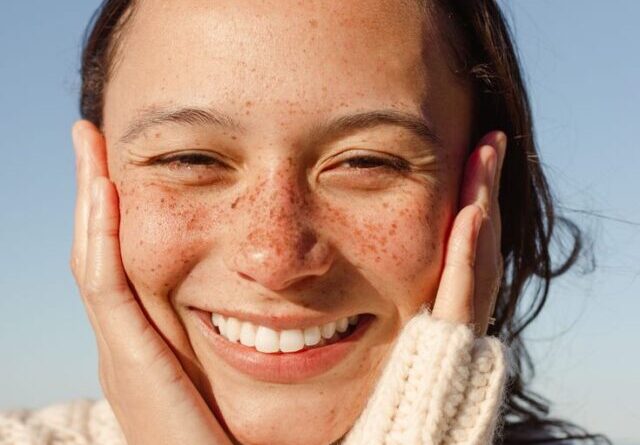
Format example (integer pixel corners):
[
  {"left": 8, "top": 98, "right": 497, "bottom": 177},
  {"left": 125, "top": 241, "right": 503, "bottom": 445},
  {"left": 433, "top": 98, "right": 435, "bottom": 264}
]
[{"left": 190, "top": 307, "right": 367, "bottom": 331}]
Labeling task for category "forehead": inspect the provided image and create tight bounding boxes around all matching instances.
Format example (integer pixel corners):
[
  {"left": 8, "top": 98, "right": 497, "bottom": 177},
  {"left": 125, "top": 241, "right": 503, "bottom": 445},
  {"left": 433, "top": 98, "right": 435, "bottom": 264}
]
[{"left": 104, "top": 0, "right": 460, "bottom": 139}]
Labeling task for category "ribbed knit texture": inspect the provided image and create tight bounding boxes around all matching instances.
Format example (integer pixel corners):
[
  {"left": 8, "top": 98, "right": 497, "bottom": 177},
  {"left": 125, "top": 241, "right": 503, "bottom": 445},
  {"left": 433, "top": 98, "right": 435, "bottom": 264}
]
[
  {"left": 0, "top": 308, "right": 507, "bottom": 445},
  {"left": 340, "top": 306, "right": 507, "bottom": 445}
]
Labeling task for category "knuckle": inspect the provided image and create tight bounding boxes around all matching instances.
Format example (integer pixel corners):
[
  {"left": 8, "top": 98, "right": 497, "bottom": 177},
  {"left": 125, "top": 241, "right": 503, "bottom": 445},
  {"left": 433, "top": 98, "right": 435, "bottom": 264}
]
[
  {"left": 83, "top": 278, "right": 103, "bottom": 300},
  {"left": 83, "top": 276, "right": 129, "bottom": 302},
  {"left": 445, "top": 256, "right": 475, "bottom": 270},
  {"left": 87, "top": 224, "right": 119, "bottom": 239}
]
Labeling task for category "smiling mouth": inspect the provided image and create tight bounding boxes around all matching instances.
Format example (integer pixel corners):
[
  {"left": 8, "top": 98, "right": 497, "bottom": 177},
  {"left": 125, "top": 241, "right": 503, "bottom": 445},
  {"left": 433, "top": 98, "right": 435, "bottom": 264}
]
[
  {"left": 192, "top": 309, "right": 376, "bottom": 382},
  {"left": 210, "top": 312, "right": 370, "bottom": 354}
]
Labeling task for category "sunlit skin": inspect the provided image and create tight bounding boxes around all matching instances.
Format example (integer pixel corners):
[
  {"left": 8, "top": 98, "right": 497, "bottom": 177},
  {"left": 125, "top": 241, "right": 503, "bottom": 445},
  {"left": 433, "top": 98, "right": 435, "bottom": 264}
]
[{"left": 70, "top": 1, "right": 505, "bottom": 445}]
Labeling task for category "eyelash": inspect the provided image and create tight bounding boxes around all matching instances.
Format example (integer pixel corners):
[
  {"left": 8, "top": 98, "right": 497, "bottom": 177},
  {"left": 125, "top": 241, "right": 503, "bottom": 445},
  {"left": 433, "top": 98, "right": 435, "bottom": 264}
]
[
  {"left": 156, "top": 153, "right": 223, "bottom": 167},
  {"left": 155, "top": 153, "right": 410, "bottom": 172},
  {"left": 339, "top": 155, "right": 410, "bottom": 172}
]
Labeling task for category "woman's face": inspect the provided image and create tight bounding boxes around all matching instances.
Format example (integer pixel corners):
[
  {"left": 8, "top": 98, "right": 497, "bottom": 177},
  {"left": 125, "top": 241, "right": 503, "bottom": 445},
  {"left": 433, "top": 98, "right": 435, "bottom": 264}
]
[{"left": 102, "top": 1, "right": 472, "bottom": 444}]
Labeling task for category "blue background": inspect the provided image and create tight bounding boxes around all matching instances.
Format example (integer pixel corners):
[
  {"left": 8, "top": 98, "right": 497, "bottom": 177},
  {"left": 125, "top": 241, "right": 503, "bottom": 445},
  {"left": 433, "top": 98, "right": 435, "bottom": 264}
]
[{"left": 1, "top": 1, "right": 638, "bottom": 442}]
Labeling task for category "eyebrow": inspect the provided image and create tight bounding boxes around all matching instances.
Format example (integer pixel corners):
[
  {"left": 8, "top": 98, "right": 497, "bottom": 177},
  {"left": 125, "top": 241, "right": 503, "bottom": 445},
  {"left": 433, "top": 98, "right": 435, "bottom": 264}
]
[
  {"left": 118, "top": 105, "right": 442, "bottom": 149},
  {"left": 118, "top": 106, "right": 244, "bottom": 145}
]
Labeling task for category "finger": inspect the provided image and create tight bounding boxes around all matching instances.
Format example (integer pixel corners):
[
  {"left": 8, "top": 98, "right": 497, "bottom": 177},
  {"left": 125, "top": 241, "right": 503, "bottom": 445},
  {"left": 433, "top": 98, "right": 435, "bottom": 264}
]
[
  {"left": 431, "top": 204, "right": 483, "bottom": 325},
  {"left": 491, "top": 132, "right": 507, "bottom": 208},
  {"left": 70, "top": 120, "right": 108, "bottom": 285},
  {"left": 83, "top": 176, "right": 151, "bottom": 346},
  {"left": 481, "top": 132, "right": 506, "bottom": 331},
  {"left": 490, "top": 133, "right": 507, "bottom": 250},
  {"left": 459, "top": 132, "right": 499, "bottom": 215},
  {"left": 473, "top": 216, "right": 501, "bottom": 336},
  {"left": 470, "top": 132, "right": 506, "bottom": 335}
]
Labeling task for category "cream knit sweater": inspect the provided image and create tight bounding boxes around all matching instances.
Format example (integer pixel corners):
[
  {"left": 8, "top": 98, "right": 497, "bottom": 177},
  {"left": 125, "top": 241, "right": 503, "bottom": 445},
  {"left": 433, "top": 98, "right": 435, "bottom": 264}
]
[{"left": 0, "top": 308, "right": 508, "bottom": 445}]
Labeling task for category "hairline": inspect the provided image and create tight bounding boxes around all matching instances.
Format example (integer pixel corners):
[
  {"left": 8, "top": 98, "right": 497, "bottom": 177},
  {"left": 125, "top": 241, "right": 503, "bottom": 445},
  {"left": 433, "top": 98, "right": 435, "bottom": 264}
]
[{"left": 99, "top": 0, "right": 473, "bottom": 132}]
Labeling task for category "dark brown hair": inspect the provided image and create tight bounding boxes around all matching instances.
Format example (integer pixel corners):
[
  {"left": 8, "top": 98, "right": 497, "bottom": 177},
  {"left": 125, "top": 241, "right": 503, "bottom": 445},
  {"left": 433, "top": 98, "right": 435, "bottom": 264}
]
[{"left": 79, "top": 1, "right": 611, "bottom": 443}]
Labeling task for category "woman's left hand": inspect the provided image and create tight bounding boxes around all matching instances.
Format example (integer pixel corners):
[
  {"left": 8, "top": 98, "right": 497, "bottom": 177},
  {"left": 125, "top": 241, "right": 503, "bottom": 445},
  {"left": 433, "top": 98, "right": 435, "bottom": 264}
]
[{"left": 431, "top": 131, "right": 507, "bottom": 337}]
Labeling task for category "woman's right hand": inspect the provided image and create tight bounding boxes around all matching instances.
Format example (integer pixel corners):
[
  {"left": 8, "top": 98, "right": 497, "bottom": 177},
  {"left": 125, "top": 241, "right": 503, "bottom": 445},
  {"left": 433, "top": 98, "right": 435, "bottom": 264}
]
[{"left": 70, "top": 120, "right": 233, "bottom": 445}]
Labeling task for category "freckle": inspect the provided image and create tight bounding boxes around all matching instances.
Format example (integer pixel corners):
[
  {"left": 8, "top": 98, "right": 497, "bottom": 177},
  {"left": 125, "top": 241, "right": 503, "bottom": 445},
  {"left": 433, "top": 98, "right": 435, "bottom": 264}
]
[
  {"left": 135, "top": 205, "right": 139, "bottom": 210},
  {"left": 154, "top": 132, "right": 161, "bottom": 139},
  {"left": 245, "top": 100, "right": 252, "bottom": 107},
  {"left": 231, "top": 135, "right": 237, "bottom": 140}
]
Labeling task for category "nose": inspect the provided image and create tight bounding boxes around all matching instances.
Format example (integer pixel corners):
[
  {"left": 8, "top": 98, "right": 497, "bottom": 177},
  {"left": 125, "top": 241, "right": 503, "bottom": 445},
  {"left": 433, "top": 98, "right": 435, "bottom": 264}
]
[{"left": 225, "top": 169, "right": 334, "bottom": 291}]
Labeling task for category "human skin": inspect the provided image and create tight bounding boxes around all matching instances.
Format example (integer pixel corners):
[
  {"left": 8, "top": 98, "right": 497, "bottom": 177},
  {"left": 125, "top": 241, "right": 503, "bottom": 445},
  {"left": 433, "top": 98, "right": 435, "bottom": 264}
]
[{"left": 70, "top": 1, "right": 505, "bottom": 444}]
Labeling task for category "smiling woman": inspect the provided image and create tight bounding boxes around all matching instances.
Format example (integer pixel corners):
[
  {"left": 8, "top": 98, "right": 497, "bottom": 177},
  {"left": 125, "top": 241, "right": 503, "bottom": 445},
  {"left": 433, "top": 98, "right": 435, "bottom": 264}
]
[{"left": 0, "top": 1, "right": 613, "bottom": 445}]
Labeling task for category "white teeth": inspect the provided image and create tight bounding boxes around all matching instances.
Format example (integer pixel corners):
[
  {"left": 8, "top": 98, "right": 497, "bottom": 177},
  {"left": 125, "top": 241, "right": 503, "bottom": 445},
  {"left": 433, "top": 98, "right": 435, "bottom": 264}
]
[
  {"left": 217, "top": 316, "right": 227, "bottom": 336},
  {"left": 211, "top": 313, "right": 362, "bottom": 353},
  {"left": 280, "top": 329, "right": 305, "bottom": 353},
  {"left": 255, "top": 326, "right": 280, "bottom": 353},
  {"left": 303, "top": 326, "right": 321, "bottom": 346},
  {"left": 336, "top": 317, "right": 349, "bottom": 333},
  {"left": 226, "top": 317, "right": 241, "bottom": 343},
  {"left": 239, "top": 321, "right": 256, "bottom": 347},
  {"left": 321, "top": 321, "right": 336, "bottom": 339}
]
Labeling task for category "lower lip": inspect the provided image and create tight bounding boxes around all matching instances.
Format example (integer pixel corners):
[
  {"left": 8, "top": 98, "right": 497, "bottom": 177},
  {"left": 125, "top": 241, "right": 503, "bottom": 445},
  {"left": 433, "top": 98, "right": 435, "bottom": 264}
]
[{"left": 192, "top": 310, "right": 375, "bottom": 383}]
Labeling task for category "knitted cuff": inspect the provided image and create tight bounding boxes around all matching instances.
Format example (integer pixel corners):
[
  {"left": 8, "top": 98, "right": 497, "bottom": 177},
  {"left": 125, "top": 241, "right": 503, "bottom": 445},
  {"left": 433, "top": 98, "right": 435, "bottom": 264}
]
[{"left": 341, "top": 307, "right": 507, "bottom": 445}]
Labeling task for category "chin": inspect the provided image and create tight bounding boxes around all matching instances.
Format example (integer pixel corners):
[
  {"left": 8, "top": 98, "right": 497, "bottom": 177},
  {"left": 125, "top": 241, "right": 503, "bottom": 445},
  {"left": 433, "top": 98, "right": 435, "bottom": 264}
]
[
  {"left": 216, "top": 386, "right": 356, "bottom": 445},
  {"left": 202, "top": 350, "right": 384, "bottom": 445}
]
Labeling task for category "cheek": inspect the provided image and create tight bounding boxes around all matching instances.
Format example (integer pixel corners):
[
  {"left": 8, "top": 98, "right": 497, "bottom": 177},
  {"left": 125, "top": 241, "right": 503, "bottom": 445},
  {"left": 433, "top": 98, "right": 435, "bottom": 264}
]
[
  {"left": 320, "top": 185, "right": 454, "bottom": 310},
  {"left": 118, "top": 183, "right": 218, "bottom": 295}
]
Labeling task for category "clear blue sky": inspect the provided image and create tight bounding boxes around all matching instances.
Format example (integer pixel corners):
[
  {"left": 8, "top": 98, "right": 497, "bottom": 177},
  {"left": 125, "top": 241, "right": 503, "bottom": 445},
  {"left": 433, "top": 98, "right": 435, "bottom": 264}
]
[{"left": 1, "top": 1, "right": 638, "bottom": 442}]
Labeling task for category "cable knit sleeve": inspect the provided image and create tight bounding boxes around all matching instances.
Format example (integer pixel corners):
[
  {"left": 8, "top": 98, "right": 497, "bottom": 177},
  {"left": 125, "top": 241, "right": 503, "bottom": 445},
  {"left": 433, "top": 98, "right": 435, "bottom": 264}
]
[
  {"left": 341, "top": 306, "right": 508, "bottom": 445},
  {"left": 0, "top": 399, "right": 126, "bottom": 445}
]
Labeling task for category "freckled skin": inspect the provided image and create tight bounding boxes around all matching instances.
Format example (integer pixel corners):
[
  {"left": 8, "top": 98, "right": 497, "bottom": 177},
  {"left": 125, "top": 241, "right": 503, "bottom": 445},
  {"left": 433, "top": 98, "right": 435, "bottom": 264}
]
[{"left": 103, "top": 1, "right": 472, "bottom": 444}]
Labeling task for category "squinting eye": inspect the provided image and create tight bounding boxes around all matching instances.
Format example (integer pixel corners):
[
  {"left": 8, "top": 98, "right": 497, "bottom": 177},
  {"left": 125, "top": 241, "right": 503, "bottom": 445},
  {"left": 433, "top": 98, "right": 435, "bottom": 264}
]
[
  {"left": 156, "top": 152, "right": 222, "bottom": 167},
  {"left": 340, "top": 155, "right": 410, "bottom": 172}
]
